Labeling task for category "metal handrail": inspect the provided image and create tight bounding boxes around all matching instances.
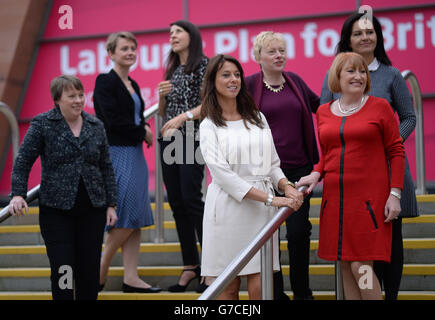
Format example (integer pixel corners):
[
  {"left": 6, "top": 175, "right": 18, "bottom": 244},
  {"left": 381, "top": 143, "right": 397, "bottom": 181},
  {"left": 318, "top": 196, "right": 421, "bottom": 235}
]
[
  {"left": 0, "top": 103, "right": 162, "bottom": 229},
  {"left": 198, "top": 186, "right": 308, "bottom": 300},
  {"left": 0, "top": 184, "right": 40, "bottom": 223},
  {"left": 334, "top": 70, "right": 426, "bottom": 300},
  {"left": 145, "top": 103, "right": 165, "bottom": 243},
  {"left": 401, "top": 70, "right": 426, "bottom": 195},
  {"left": 0, "top": 102, "right": 20, "bottom": 163}
]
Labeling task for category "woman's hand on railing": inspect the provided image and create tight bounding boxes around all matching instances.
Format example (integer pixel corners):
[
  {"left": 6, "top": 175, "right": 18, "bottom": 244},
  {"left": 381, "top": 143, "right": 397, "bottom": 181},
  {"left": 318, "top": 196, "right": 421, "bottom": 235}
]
[
  {"left": 8, "top": 196, "right": 28, "bottom": 216},
  {"left": 271, "top": 196, "right": 303, "bottom": 211},
  {"left": 296, "top": 171, "right": 321, "bottom": 194},
  {"left": 284, "top": 184, "right": 304, "bottom": 203}
]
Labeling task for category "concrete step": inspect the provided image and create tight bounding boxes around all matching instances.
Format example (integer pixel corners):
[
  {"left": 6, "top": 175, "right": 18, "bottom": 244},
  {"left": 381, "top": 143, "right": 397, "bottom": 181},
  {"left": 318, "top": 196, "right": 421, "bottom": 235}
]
[
  {"left": 2, "top": 194, "right": 435, "bottom": 220},
  {"left": 2, "top": 194, "right": 434, "bottom": 227},
  {"left": 0, "top": 238, "right": 434, "bottom": 267},
  {"left": 0, "top": 290, "right": 433, "bottom": 300},
  {"left": 1, "top": 214, "right": 434, "bottom": 245},
  {"left": 1, "top": 195, "right": 434, "bottom": 295},
  {"left": 0, "top": 264, "right": 433, "bottom": 292}
]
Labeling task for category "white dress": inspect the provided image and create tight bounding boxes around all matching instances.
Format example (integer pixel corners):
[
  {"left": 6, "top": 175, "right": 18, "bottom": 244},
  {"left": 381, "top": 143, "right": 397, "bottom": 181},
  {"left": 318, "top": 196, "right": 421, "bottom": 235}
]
[{"left": 199, "top": 113, "right": 286, "bottom": 276}]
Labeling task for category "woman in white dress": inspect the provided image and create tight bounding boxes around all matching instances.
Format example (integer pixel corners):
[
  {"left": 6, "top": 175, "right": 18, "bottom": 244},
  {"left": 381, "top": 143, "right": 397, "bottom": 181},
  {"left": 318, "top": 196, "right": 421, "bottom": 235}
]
[{"left": 199, "top": 54, "right": 304, "bottom": 300}]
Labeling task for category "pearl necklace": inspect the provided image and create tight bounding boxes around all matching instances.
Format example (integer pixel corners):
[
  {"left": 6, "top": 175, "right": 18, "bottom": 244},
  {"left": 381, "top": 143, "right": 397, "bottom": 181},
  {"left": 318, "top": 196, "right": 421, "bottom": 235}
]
[
  {"left": 263, "top": 80, "right": 284, "bottom": 93},
  {"left": 337, "top": 96, "right": 366, "bottom": 115}
]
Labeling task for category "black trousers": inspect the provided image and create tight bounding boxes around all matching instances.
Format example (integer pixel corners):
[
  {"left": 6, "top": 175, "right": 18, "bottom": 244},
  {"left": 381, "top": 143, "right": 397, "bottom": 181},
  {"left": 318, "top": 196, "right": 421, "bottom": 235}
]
[
  {"left": 373, "top": 218, "right": 404, "bottom": 300},
  {"left": 39, "top": 179, "right": 106, "bottom": 300},
  {"left": 274, "top": 165, "right": 313, "bottom": 300},
  {"left": 159, "top": 136, "right": 204, "bottom": 266}
]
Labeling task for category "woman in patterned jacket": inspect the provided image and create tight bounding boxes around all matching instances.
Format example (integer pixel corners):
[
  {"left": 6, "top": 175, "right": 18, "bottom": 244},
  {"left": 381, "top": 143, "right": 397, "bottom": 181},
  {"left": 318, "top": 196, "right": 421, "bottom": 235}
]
[
  {"left": 157, "top": 20, "right": 209, "bottom": 293},
  {"left": 9, "top": 75, "right": 117, "bottom": 300}
]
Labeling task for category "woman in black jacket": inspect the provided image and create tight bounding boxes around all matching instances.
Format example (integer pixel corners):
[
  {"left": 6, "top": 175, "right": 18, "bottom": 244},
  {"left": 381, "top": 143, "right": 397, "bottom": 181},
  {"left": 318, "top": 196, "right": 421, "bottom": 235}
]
[
  {"left": 93, "top": 31, "right": 160, "bottom": 293},
  {"left": 9, "top": 75, "right": 118, "bottom": 300}
]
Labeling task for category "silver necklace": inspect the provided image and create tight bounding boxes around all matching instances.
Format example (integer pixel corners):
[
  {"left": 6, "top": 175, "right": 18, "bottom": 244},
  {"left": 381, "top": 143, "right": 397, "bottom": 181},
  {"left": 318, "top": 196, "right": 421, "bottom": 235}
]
[
  {"left": 263, "top": 80, "right": 284, "bottom": 93},
  {"left": 337, "top": 96, "right": 365, "bottom": 115}
]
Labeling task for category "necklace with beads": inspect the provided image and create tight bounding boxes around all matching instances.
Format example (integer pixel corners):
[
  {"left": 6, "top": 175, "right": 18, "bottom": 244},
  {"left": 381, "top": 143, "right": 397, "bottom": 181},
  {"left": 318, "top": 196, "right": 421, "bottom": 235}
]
[
  {"left": 337, "top": 95, "right": 366, "bottom": 115},
  {"left": 263, "top": 80, "right": 284, "bottom": 93}
]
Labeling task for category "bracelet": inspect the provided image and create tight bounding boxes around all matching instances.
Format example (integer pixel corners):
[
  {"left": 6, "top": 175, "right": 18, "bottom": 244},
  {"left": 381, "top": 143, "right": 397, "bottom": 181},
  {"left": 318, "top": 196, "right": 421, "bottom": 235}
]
[
  {"left": 264, "top": 193, "right": 274, "bottom": 206},
  {"left": 390, "top": 190, "right": 401, "bottom": 200},
  {"left": 286, "top": 181, "right": 296, "bottom": 188}
]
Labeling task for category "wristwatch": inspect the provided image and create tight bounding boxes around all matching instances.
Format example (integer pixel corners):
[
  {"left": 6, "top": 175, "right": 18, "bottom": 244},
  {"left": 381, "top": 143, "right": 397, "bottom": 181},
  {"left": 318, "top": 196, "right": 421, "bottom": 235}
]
[
  {"left": 286, "top": 181, "right": 296, "bottom": 188},
  {"left": 185, "top": 111, "right": 194, "bottom": 120}
]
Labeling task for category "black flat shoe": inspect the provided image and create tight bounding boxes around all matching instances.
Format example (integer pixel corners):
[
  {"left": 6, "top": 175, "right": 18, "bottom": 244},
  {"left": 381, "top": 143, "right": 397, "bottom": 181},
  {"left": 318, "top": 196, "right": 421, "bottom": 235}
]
[
  {"left": 168, "top": 266, "right": 201, "bottom": 292},
  {"left": 122, "top": 283, "right": 162, "bottom": 293},
  {"left": 98, "top": 283, "right": 105, "bottom": 292}
]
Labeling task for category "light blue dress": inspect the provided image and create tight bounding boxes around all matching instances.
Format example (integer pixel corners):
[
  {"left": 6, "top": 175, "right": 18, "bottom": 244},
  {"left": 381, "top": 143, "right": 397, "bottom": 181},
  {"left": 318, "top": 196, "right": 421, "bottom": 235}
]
[{"left": 106, "top": 92, "right": 154, "bottom": 230}]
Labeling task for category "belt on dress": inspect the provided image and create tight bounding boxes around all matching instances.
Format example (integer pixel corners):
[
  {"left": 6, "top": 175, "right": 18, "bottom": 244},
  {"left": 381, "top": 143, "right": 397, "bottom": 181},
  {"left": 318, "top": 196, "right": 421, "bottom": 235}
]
[{"left": 242, "top": 175, "right": 274, "bottom": 194}]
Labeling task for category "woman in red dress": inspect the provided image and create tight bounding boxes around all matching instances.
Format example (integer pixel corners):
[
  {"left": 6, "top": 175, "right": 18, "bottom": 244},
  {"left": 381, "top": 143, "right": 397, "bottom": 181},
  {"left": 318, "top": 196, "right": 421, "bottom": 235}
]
[{"left": 297, "top": 52, "right": 404, "bottom": 300}]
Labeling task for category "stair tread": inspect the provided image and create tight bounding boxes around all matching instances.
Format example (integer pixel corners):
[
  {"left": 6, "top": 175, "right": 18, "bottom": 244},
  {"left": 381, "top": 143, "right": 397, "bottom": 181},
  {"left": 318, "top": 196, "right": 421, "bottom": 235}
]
[
  {"left": 0, "top": 290, "right": 433, "bottom": 300},
  {"left": 2, "top": 194, "right": 434, "bottom": 214},
  {"left": 1, "top": 238, "right": 435, "bottom": 254},
  {"left": 2, "top": 214, "right": 435, "bottom": 234},
  {"left": 1, "top": 264, "right": 434, "bottom": 277}
]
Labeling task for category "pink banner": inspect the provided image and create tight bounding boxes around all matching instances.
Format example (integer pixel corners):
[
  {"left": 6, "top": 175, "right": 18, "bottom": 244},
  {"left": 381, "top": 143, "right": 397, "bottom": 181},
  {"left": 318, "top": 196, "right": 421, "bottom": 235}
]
[{"left": 1, "top": 2, "right": 434, "bottom": 194}]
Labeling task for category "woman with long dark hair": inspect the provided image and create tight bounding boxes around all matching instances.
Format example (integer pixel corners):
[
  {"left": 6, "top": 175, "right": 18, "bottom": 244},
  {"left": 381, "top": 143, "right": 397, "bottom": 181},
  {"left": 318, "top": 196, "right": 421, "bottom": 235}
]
[
  {"left": 320, "top": 13, "right": 418, "bottom": 300},
  {"left": 157, "top": 20, "right": 209, "bottom": 293},
  {"left": 200, "top": 54, "right": 303, "bottom": 299}
]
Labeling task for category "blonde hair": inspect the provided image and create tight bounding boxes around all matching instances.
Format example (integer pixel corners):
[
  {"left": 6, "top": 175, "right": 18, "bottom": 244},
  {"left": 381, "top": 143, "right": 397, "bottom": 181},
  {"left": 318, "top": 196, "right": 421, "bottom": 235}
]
[
  {"left": 253, "top": 31, "right": 286, "bottom": 62},
  {"left": 106, "top": 31, "right": 137, "bottom": 53},
  {"left": 328, "top": 52, "right": 371, "bottom": 94}
]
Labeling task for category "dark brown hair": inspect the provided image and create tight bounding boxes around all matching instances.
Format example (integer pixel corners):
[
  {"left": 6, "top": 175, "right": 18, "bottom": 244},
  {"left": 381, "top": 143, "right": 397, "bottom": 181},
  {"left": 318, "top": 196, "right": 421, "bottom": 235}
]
[
  {"left": 164, "top": 20, "right": 205, "bottom": 79},
  {"left": 201, "top": 54, "right": 263, "bottom": 129},
  {"left": 50, "top": 75, "right": 84, "bottom": 104},
  {"left": 336, "top": 12, "right": 392, "bottom": 66}
]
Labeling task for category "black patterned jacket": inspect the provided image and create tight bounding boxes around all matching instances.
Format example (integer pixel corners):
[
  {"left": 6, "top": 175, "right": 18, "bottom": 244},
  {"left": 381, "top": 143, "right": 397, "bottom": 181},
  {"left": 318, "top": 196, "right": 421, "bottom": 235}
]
[{"left": 10, "top": 107, "right": 117, "bottom": 210}]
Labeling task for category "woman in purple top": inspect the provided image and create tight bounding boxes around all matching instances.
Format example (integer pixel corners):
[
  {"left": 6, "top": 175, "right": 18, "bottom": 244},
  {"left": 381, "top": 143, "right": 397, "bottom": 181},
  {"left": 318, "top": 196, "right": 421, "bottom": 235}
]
[{"left": 245, "top": 31, "right": 320, "bottom": 300}]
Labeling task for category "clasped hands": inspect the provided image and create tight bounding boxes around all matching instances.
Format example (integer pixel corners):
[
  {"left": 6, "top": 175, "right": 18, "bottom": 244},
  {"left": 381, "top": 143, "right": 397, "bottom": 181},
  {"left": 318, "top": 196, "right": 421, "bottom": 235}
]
[{"left": 271, "top": 180, "right": 304, "bottom": 211}]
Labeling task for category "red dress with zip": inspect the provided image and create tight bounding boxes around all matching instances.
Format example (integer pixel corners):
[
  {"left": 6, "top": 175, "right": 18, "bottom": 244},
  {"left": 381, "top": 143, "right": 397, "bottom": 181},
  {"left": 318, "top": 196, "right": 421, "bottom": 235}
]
[{"left": 314, "top": 96, "right": 404, "bottom": 262}]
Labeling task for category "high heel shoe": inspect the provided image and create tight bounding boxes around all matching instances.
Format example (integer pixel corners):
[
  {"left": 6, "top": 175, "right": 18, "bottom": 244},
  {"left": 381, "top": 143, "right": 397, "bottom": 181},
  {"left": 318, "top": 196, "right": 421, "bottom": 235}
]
[
  {"left": 168, "top": 266, "right": 201, "bottom": 292},
  {"left": 98, "top": 283, "right": 105, "bottom": 292},
  {"left": 196, "top": 280, "right": 209, "bottom": 293}
]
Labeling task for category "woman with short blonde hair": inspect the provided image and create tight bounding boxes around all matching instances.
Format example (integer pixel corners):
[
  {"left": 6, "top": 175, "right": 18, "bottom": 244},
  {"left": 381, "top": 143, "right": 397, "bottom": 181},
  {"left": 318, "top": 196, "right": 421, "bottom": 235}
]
[
  {"left": 94, "top": 31, "right": 159, "bottom": 293},
  {"left": 246, "top": 31, "right": 320, "bottom": 300}
]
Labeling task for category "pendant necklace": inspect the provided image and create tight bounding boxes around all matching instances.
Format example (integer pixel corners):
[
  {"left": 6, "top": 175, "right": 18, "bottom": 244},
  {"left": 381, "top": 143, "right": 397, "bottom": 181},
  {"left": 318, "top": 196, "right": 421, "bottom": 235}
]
[
  {"left": 338, "top": 95, "right": 365, "bottom": 115},
  {"left": 263, "top": 79, "right": 284, "bottom": 93}
]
